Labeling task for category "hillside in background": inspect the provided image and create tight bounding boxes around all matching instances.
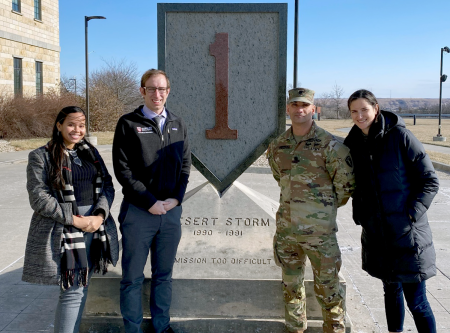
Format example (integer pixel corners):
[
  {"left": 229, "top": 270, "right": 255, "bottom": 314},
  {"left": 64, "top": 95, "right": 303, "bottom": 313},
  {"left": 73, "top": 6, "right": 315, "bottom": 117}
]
[
  {"left": 377, "top": 98, "right": 450, "bottom": 112},
  {"left": 315, "top": 98, "right": 450, "bottom": 117}
]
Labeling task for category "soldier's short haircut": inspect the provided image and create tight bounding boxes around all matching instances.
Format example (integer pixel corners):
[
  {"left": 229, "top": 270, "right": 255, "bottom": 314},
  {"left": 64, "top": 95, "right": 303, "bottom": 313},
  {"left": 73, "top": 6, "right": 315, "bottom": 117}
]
[
  {"left": 140, "top": 69, "right": 171, "bottom": 89},
  {"left": 347, "top": 89, "right": 380, "bottom": 118}
]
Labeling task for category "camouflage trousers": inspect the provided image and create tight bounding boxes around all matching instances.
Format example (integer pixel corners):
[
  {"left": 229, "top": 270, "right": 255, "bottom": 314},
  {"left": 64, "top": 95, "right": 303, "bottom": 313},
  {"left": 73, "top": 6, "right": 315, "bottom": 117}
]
[{"left": 274, "top": 233, "right": 345, "bottom": 333}]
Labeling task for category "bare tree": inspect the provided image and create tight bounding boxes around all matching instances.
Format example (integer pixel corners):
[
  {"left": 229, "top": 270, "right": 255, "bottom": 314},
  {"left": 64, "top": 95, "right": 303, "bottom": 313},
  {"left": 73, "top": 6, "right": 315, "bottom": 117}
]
[
  {"left": 315, "top": 92, "right": 332, "bottom": 108},
  {"left": 82, "top": 82, "right": 124, "bottom": 132},
  {"left": 331, "top": 83, "right": 344, "bottom": 119},
  {"left": 58, "top": 59, "right": 142, "bottom": 133},
  {"left": 90, "top": 58, "right": 142, "bottom": 113},
  {"left": 59, "top": 74, "right": 79, "bottom": 96}
]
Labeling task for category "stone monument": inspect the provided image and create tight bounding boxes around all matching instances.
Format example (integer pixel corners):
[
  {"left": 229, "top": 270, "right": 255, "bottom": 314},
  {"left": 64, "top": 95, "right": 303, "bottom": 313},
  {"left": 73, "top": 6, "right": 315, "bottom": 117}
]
[
  {"left": 81, "top": 3, "right": 351, "bottom": 332},
  {"left": 158, "top": 3, "right": 287, "bottom": 195}
]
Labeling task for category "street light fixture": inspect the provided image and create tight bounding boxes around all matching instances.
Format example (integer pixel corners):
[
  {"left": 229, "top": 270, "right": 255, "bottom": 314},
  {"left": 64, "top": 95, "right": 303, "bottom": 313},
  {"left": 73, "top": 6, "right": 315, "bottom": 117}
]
[
  {"left": 293, "top": 0, "right": 299, "bottom": 88},
  {"left": 433, "top": 46, "right": 450, "bottom": 141},
  {"left": 85, "top": 15, "right": 106, "bottom": 141}
]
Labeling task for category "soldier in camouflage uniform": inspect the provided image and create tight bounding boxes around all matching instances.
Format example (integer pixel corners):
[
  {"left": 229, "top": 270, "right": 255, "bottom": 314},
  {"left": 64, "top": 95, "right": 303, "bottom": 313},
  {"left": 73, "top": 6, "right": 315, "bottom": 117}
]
[{"left": 267, "top": 88, "right": 355, "bottom": 333}]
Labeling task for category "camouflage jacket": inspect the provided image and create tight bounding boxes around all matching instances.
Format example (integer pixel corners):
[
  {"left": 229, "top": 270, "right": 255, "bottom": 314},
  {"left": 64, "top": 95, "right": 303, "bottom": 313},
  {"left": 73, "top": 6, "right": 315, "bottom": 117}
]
[{"left": 267, "top": 122, "right": 355, "bottom": 236}]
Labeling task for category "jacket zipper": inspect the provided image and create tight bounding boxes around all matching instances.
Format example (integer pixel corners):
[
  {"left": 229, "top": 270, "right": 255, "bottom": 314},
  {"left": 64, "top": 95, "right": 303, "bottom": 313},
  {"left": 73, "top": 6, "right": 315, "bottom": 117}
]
[
  {"left": 369, "top": 152, "right": 393, "bottom": 280},
  {"left": 160, "top": 119, "right": 174, "bottom": 191}
]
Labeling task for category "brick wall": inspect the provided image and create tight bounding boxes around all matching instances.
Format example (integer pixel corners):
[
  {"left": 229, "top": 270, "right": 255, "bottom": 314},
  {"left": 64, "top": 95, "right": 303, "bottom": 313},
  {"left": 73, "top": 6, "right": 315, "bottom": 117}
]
[{"left": 0, "top": 0, "right": 60, "bottom": 96}]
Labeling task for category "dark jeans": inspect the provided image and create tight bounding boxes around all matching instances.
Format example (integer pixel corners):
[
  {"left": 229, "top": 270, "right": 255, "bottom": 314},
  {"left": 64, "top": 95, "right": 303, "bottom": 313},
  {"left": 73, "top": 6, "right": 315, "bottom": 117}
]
[
  {"left": 383, "top": 280, "right": 436, "bottom": 333},
  {"left": 119, "top": 201, "right": 182, "bottom": 333}
]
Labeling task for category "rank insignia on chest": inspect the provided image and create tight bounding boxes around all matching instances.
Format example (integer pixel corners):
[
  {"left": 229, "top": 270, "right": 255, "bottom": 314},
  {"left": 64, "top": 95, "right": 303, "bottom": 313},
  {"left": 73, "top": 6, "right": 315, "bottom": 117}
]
[{"left": 304, "top": 139, "right": 321, "bottom": 151}]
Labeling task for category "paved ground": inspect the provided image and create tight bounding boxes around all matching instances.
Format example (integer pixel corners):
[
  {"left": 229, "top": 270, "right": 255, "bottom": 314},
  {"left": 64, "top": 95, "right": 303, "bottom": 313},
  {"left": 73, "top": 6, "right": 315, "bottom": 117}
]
[{"left": 1, "top": 146, "right": 450, "bottom": 332}]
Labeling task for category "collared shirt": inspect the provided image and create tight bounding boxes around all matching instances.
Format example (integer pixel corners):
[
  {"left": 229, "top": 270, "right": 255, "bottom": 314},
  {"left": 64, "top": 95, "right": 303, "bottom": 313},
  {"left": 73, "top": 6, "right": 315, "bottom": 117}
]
[{"left": 141, "top": 105, "right": 167, "bottom": 133}]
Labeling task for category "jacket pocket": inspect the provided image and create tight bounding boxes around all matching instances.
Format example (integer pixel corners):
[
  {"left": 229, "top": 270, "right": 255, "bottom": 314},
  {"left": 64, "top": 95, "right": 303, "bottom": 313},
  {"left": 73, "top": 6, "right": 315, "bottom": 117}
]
[{"left": 118, "top": 201, "right": 130, "bottom": 224}]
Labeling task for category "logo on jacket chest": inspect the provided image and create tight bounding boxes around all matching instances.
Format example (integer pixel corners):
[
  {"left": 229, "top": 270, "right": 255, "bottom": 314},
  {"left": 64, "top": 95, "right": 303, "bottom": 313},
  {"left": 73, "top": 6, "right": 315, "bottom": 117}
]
[{"left": 136, "top": 127, "right": 154, "bottom": 134}]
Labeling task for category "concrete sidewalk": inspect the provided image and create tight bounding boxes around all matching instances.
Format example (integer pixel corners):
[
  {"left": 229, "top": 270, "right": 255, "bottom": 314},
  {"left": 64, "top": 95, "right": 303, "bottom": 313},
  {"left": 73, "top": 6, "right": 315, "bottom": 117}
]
[{"left": 1, "top": 147, "right": 450, "bottom": 332}]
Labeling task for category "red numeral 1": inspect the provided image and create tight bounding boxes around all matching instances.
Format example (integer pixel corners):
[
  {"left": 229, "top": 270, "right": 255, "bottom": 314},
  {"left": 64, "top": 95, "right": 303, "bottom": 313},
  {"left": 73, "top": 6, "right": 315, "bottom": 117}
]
[{"left": 206, "top": 33, "right": 238, "bottom": 140}]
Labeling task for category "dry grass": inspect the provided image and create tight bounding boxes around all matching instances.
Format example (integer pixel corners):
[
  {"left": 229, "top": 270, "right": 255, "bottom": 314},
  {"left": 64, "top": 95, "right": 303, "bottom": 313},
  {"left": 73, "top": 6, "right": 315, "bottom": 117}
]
[
  {"left": 402, "top": 118, "right": 450, "bottom": 147},
  {"left": 9, "top": 132, "right": 114, "bottom": 151},
  {"left": 312, "top": 119, "right": 354, "bottom": 138},
  {"left": 9, "top": 138, "right": 49, "bottom": 151},
  {"left": 427, "top": 151, "right": 450, "bottom": 165},
  {"left": 91, "top": 131, "right": 115, "bottom": 144}
]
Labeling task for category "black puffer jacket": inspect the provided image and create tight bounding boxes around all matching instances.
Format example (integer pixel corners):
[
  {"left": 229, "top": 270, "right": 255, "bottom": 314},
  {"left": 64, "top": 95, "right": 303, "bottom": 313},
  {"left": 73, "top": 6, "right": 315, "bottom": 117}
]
[{"left": 344, "top": 111, "right": 439, "bottom": 283}]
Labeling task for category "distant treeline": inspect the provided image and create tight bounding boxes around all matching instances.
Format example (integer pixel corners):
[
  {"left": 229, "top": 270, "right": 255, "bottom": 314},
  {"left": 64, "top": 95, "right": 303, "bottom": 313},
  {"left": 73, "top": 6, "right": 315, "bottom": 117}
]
[
  {"left": 377, "top": 98, "right": 450, "bottom": 114},
  {"left": 314, "top": 98, "right": 450, "bottom": 119}
]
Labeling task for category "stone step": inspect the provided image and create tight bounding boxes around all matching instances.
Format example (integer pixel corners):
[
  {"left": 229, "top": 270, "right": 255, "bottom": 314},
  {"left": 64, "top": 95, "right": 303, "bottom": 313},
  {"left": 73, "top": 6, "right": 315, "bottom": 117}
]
[
  {"left": 80, "top": 316, "right": 352, "bottom": 333},
  {"left": 82, "top": 277, "right": 351, "bottom": 332}
]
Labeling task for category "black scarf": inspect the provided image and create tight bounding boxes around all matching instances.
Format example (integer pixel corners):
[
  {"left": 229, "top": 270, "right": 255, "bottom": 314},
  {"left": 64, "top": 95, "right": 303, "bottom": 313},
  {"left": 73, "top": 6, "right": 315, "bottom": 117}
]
[{"left": 57, "top": 141, "right": 111, "bottom": 290}]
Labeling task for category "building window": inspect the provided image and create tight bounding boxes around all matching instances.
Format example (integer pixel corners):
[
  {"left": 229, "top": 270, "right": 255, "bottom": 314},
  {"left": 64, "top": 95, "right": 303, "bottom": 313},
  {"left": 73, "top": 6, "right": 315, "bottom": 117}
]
[
  {"left": 36, "top": 61, "right": 43, "bottom": 95},
  {"left": 12, "top": 0, "right": 21, "bottom": 12},
  {"left": 14, "top": 58, "right": 23, "bottom": 97},
  {"left": 34, "top": 0, "right": 41, "bottom": 20}
]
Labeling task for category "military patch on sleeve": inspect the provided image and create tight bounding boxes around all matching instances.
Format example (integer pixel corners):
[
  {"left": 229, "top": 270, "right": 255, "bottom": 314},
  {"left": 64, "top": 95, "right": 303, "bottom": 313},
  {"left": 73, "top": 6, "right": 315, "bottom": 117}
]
[{"left": 345, "top": 156, "right": 353, "bottom": 168}]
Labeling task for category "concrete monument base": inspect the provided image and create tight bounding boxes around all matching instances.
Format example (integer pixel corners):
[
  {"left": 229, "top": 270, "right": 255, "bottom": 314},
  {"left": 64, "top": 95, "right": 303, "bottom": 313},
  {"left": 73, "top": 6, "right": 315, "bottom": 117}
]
[
  {"left": 85, "top": 135, "right": 98, "bottom": 145},
  {"left": 80, "top": 170, "right": 352, "bottom": 332},
  {"left": 81, "top": 276, "right": 352, "bottom": 333},
  {"left": 80, "top": 316, "right": 351, "bottom": 333}
]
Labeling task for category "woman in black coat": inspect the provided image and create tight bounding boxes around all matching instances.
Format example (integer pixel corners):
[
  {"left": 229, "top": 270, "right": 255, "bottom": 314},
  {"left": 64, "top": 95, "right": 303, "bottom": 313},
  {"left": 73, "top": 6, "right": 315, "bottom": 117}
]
[{"left": 344, "top": 90, "right": 439, "bottom": 333}]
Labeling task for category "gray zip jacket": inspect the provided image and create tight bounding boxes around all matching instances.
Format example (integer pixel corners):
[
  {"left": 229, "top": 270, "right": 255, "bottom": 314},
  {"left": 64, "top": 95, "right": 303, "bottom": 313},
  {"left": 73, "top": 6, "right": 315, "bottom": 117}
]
[{"left": 22, "top": 146, "right": 119, "bottom": 285}]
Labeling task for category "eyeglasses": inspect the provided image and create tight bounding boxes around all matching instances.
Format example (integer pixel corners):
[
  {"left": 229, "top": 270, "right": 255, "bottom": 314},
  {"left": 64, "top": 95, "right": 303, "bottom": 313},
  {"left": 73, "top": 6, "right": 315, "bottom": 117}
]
[
  {"left": 144, "top": 87, "right": 168, "bottom": 94},
  {"left": 68, "top": 149, "right": 82, "bottom": 167}
]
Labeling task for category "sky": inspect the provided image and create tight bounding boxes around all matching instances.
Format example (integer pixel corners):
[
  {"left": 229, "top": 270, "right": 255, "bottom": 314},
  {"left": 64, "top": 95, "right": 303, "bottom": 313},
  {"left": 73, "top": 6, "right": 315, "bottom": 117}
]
[{"left": 59, "top": 0, "right": 450, "bottom": 99}]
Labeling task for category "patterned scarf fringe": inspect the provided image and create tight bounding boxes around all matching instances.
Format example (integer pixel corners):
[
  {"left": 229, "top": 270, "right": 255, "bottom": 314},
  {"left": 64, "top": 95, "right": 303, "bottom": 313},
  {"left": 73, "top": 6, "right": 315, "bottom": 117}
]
[
  {"left": 61, "top": 268, "right": 88, "bottom": 291},
  {"left": 90, "top": 227, "right": 111, "bottom": 275}
]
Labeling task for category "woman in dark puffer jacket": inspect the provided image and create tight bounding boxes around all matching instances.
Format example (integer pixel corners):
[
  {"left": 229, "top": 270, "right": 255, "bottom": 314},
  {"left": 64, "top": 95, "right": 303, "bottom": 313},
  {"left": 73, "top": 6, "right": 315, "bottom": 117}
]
[{"left": 344, "top": 89, "right": 439, "bottom": 333}]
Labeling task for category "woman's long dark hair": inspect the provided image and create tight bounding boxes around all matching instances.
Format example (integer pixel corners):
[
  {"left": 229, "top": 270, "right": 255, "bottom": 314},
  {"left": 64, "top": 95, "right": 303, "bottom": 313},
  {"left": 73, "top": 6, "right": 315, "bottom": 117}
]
[{"left": 47, "top": 106, "right": 91, "bottom": 190}]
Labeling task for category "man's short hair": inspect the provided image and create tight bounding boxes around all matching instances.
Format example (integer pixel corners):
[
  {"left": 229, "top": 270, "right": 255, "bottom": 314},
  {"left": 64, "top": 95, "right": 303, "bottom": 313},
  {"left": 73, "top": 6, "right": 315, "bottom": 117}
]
[{"left": 140, "top": 69, "right": 171, "bottom": 88}]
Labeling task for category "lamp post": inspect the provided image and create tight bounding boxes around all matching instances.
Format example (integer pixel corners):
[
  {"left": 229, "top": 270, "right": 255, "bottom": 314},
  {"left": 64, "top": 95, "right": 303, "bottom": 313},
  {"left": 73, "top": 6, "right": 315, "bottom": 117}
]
[
  {"left": 85, "top": 15, "right": 106, "bottom": 141},
  {"left": 293, "top": 0, "right": 299, "bottom": 88},
  {"left": 69, "top": 78, "right": 76, "bottom": 96},
  {"left": 433, "top": 46, "right": 450, "bottom": 141}
]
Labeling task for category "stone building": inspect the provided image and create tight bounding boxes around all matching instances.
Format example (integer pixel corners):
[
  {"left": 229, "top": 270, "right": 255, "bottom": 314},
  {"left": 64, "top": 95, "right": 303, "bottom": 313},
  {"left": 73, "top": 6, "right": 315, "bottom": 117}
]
[{"left": 0, "top": 0, "right": 60, "bottom": 97}]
